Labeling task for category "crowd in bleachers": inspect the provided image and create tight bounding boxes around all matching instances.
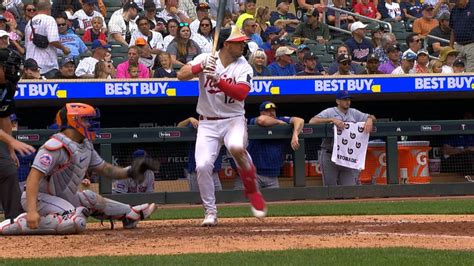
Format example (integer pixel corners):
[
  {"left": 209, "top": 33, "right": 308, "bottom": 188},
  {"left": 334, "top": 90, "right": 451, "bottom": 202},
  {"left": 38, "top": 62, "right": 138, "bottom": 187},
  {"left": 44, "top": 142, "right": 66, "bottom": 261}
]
[{"left": 0, "top": 0, "right": 471, "bottom": 80}]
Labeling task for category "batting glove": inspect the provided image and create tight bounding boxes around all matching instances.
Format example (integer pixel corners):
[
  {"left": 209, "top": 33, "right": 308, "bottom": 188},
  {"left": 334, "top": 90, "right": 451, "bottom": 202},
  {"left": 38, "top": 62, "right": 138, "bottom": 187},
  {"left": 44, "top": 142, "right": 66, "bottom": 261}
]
[{"left": 202, "top": 54, "right": 217, "bottom": 72}]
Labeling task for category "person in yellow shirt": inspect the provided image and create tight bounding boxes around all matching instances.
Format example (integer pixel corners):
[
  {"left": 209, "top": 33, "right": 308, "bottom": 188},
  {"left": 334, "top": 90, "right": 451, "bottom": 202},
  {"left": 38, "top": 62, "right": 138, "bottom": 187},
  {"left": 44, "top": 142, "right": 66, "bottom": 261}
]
[{"left": 236, "top": 0, "right": 257, "bottom": 28}]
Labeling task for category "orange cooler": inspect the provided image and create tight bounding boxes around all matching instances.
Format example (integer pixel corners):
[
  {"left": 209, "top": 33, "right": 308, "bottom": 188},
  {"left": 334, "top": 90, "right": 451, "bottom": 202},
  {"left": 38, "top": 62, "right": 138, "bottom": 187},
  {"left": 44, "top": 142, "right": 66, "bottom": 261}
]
[
  {"left": 360, "top": 142, "right": 386, "bottom": 184},
  {"left": 218, "top": 164, "right": 237, "bottom": 180},
  {"left": 307, "top": 160, "right": 322, "bottom": 177},
  {"left": 397, "top": 141, "right": 431, "bottom": 184}
]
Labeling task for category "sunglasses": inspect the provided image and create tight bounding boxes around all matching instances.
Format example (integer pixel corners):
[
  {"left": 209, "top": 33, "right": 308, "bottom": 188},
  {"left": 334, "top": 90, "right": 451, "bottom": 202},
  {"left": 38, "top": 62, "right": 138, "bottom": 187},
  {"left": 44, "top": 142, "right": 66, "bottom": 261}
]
[
  {"left": 200, "top": 24, "right": 211, "bottom": 27},
  {"left": 179, "top": 22, "right": 189, "bottom": 27},
  {"left": 26, "top": 8, "right": 36, "bottom": 12},
  {"left": 57, "top": 23, "right": 67, "bottom": 27},
  {"left": 413, "top": 39, "right": 421, "bottom": 43}
]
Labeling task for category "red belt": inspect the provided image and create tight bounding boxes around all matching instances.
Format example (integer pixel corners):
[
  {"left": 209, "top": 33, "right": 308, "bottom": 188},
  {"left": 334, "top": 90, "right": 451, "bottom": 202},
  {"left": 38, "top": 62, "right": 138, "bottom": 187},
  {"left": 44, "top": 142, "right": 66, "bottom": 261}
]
[{"left": 199, "top": 115, "right": 230, "bottom": 121}]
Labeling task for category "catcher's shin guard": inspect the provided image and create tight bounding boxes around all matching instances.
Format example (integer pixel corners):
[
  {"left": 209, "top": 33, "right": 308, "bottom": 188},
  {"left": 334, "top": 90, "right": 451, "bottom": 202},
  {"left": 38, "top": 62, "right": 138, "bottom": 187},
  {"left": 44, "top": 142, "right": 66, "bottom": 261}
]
[
  {"left": 237, "top": 164, "right": 267, "bottom": 218},
  {"left": 122, "top": 203, "right": 156, "bottom": 229},
  {"left": 0, "top": 207, "right": 88, "bottom": 235}
]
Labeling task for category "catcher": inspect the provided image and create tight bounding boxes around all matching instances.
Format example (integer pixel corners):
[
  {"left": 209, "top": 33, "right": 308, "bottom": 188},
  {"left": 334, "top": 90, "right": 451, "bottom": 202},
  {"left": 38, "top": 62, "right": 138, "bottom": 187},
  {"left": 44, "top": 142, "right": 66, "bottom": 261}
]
[{"left": 0, "top": 103, "right": 158, "bottom": 235}]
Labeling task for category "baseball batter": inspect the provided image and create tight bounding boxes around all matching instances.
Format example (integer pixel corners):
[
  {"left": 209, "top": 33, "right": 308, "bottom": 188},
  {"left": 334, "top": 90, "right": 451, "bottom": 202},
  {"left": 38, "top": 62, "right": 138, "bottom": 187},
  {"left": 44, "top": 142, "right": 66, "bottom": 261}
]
[
  {"left": 177, "top": 26, "right": 267, "bottom": 226},
  {"left": 0, "top": 103, "right": 158, "bottom": 235}
]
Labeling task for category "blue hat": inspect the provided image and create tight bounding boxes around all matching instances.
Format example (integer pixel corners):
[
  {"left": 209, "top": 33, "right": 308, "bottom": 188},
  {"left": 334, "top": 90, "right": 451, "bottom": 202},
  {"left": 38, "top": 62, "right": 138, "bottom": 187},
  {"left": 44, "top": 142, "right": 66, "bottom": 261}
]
[
  {"left": 132, "top": 149, "right": 147, "bottom": 159},
  {"left": 336, "top": 90, "right": 352, "bottom": 100},
  {"left": 259, "top": 101, "right": 277, "bottom": 112},
  {"left": 402, "top": 51, "right": 417, "bottom": 61},
  {"left": 9, "top": 114, "right": 18, "bottom": 121},
  {"left": 91, "top": 39, "right": 111, "bottom": 49},
  {"left": 297, "top": 44, "right": 309, "bottom": 52},
  {"left": 264, "top": 26, "right": 280, "bottom": 36}
]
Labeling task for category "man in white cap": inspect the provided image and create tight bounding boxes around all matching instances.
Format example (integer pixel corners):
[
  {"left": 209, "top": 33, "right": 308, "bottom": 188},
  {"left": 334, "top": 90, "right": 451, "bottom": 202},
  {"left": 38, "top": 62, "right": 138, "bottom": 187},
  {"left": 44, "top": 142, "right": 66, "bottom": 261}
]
[
  {"left": 0, "top": 30, "right": 8, "bottom": 49},
  {"left": 345, "top": 21, "right": 374, "bottom": 63},
  {"left": 177, "top": 26, "right": 267, "bottom": 226},
  {"left": 268, "top": 46, "right": 297, "bottom": 76}
]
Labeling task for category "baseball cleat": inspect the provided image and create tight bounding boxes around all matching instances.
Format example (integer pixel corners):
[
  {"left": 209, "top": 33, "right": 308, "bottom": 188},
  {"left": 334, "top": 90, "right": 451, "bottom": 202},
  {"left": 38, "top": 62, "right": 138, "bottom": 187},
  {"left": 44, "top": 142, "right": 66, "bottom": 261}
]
[
  {"left": 247, "top": 191, "right": 267, "bottom": 218},
  {"left": 201, "top": 213, "right": 218, "bottom": 227}
]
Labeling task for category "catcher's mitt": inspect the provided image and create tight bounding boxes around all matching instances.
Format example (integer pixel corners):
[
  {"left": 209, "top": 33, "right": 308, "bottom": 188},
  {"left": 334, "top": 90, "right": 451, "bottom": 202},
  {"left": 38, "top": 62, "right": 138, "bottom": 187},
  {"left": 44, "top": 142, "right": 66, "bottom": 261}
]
[{"left": 127, "top": 157, "right": 159, "bottom": 183}]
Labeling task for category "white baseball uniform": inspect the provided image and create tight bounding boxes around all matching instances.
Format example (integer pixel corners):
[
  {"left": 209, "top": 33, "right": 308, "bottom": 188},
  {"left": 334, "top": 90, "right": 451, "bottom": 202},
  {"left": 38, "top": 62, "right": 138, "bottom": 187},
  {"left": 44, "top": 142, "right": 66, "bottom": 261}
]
[{"left": 188, "top": 52, "right": 253, "bottom": 215}]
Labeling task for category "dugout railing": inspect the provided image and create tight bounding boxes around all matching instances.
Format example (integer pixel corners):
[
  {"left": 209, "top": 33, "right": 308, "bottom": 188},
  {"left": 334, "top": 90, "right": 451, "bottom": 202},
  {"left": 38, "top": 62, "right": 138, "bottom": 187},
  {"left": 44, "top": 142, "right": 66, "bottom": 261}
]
[{"left": 14, "top": 120, "right": 474, "bottom": 205}]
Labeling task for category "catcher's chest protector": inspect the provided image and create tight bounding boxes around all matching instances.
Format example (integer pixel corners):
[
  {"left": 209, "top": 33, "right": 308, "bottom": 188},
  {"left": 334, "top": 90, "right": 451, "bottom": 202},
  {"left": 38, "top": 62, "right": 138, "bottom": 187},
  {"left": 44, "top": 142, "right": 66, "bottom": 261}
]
[{"left": 39, "top": 133, "right": 94, "bottom": 200}]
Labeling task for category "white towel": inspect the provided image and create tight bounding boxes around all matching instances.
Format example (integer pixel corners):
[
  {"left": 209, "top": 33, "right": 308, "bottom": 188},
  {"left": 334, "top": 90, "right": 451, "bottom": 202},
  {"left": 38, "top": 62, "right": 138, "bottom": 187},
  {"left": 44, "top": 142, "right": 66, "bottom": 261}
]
[{"left": 331, "top": 122, "right": 370, "bottom": 170}]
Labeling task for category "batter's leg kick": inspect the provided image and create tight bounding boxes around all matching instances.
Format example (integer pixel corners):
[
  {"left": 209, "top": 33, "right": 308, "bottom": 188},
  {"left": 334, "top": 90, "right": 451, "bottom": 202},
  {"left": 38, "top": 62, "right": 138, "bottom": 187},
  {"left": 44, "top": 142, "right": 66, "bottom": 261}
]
[{"left": 0, "top": 190, "right": 156, "bottom": 235}]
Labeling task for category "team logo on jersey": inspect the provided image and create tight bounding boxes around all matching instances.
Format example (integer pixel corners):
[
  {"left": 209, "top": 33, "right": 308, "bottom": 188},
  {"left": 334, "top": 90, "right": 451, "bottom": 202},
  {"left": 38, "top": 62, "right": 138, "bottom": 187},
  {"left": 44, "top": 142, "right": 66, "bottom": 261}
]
[{"left": 39, "top": 153, "right": 53, "bottom": 167}]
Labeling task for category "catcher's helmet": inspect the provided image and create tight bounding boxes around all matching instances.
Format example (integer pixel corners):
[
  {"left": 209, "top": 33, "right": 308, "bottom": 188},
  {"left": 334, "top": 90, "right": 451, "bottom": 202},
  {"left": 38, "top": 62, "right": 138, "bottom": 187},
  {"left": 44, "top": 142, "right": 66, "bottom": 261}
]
[{"left": 55, "top": 103, "right": 100, "bottom": 141}]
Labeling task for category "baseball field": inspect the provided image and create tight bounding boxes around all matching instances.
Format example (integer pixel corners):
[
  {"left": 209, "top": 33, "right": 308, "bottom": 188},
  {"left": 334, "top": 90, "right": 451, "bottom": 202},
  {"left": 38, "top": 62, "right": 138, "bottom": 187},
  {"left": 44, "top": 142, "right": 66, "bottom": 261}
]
[{"left": 1, "top": 197, "right": 473, "bottom": 265}]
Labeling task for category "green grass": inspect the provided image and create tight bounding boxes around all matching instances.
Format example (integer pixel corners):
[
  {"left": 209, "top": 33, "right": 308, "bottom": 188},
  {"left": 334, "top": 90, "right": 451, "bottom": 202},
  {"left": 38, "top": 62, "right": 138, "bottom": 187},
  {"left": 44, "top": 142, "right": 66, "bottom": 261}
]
[
  {"left": 3, "top": 248, "right": 474, "bottom": 265},
  {"left": 150, "top": 198, "right": 474, "bottom": 220}
]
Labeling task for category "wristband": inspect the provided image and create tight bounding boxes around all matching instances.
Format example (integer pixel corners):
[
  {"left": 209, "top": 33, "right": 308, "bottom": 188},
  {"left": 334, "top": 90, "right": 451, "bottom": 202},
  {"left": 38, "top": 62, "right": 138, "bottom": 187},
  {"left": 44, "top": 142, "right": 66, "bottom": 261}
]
[{"left": 191, "top": 64, "right": 203, "bottom": 75}]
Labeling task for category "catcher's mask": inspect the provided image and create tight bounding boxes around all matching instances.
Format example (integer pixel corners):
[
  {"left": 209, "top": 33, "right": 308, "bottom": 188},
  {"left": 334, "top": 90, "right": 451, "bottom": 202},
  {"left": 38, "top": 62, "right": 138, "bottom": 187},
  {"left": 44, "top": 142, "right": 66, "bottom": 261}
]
[{"left": 56, "top": 103, "right": 100, "bottom": 141}]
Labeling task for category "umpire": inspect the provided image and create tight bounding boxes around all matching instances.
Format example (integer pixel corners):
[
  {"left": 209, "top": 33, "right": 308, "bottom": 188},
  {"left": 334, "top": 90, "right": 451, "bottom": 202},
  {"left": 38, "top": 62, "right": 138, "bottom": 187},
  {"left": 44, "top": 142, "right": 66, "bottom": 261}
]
[
  {"left": 309, "top": 91, "right": 375, "bottom": 186},
  {"left": 0, "top": 48, "right": 35, "bottom": 221},
  {"left": 246, "top": 101, "right": 304, "bottom": 188}
]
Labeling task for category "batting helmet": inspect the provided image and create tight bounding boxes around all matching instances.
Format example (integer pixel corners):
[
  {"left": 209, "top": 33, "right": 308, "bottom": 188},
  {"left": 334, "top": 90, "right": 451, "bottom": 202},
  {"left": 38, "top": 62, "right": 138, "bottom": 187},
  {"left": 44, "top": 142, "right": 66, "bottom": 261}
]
[{"left": 55, "top": 103, "right": 100, "bottom": 141}]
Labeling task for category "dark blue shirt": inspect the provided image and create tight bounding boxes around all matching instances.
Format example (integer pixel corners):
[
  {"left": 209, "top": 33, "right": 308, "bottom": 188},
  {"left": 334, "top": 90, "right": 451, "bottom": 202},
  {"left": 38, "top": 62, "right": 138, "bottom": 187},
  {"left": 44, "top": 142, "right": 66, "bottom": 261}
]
[
  {"left": 449, "top": 1, "right": 474, "bottom": 44},
  {"left": 268, "top": 62, "right": 297, "bottom": 76},
  {"left": 345, "top": 37, "right": 374, "bottom": 63},
  {"left": 247, "top": 116, "right": 292, "bottom": 177},
  {"left": 252, "top": 65, "right": 272, "bottom": 76},
  {"left": 400, "top": 1, "right": 423, "bottom": 19},
  {"left": 269, "top": 11, "right": 298, "bottom": 33}
]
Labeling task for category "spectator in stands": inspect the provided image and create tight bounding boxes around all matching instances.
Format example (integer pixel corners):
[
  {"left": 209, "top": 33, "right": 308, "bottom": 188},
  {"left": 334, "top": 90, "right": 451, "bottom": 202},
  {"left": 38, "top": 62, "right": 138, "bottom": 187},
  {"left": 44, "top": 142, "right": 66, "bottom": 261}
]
[
  {"left": 292, "top": 8, "right": 330, "bottom": 44},
  {"left": 108, "top": 1, "right": 141, "bottom": 46},
  {"left": 294, "top": 44, "right": 326, "bottom": 74},
  {"left": 166, "top": 22, "right": 201, "bottom": 67},
  {"left": 130, "top": 16, "right": 165, "bottom": 54},
  {"left": 378, "top": 44, "right": 401, "bottom": 74},
  {"left": 450, "top": 0, "right": 474, "bottom": 72},
  {"left": 163, "top": 19, "right": 179, "bottom": 50},
  {"left": 294, "top": 0, "right": 326, "bottom": 22},
  {"left": 128, "top": 64, "right": 140, "bottom": 78},
  {"left": 51, "top": 0, "right": 81, "bottom": 18},
  {"left": 133, "top": 0, "right": 162, "bottom": 11},
  {"left": 0, "top": 30, "right": 8, "bottom": 49},
  {"left": 242, "top": 18, "right": 264, "bottom": 48},
  {"left": 362, "top": 54, "right": 384, "bottom": 74},
  {"left": 392, "top": 51, "right": 416, "bottom": 74},
  {"left": 452, "top": 58, "right": 466, "bottom": 73},
  {"left": 134, "top": 37, "right": 155, "bottom": 71},
  {"left": 400, "top": 0, "right": 423, "bottom": 20},
  {"left": 17, "top": 3, "right": 36, "bottom": 34},
  {"left": 374, "top": 32, "right": 397, "bottom": 64},
  {"left": 74, "top": 0, "right": 107, "bottom": 33},
  {"left": 113, "top": 149, "right": 155, "bottom": 194},
  {"left": 270, "top": 0, "right": 299, "bottom": 34},
  {"left": 177, "top": 117, "right": 223, "bottom": 193},
  {"left": 371, "top": 25, "right": 384, "bottom": 49},
  {"left": 414, "top": 49, "right": 430, "bottom": 73},
  {"left": 254, "top": 6, "right": 270, "bottom": 34},
  {"left": 143, "top": 0, "right": 161, "bottom": 32},
  {"left": 75, "top": 39, "right": 109, "bottom": 78},
  {"left": 384, "top": 0, "right": 403, "bottom": 21},
  {"left": 56, "top": 16, "right": 88, "bottom": 59},
  {"left": 432, "top": 0, "right": 451, "bottom": 19},
  {"left": 0, "top": 5, "right": 15, "bottom": 22},
  {"left": 249, "top": 49, "right": 272, "bottom": 76},
  {"left": 208, "top": 0, "right": 240, "bottom": 21},
  {"left": 428, "top": 59, "right": 443, "bottom": 73},
  {"left": 22, "top": 58, "right": 46, "bottom": 80},
  {"left": 328, "top": 44, "right": 364, "bottom": 75},
  {"left": 63, "top": 9, "right": 80, "bottom": 33},
  {"left": 268, "top": 46, "right": 297, "bottom": 76},
  {"left": 94, "top": 60, "right": 116, "bottom": 79},
  {"left": 296, "top": 51, "right": 322, "bottom": 76},
  {"left": 377, "top": 0, "right": 391, "bottom": 19},
  {"left": 190, "top": 2, "right": 215, "bottom": 34},
  {"left": 265, "top": 37, "right": 287, "bottom": 65},
  {"left": 439, "top": 46, "right": 458, "bottom": 73},
  {"left": 427, "top": 12, "right": 451, "bottom": 57},
  {"left": 25, "top": 1, "right": 70, "bottom": 79},
  {"left": 0, "top": 29, "right": 20, "bottom": 56},
  {"left": 236, "top": 0, "right": 257, "bottom": 29},
  {"left": 53, "top": 57, "right": 77, "bottom": 79},
  {"left": 354, "top": 0, "right": 382, "bottom": 20},
  {"left": 345, "top": 21, "right": 374, "bottom": 63},
  {"left": 82, "top": 16, "right": 107, "bottom": 42},
  {"left": 261, "top": 26, "right": 281, "bottom": 51},
  {"left": 246, "top": 101, "right": 304, "bottom": 189},
  {"left": 179, "top": 0, "right": 198, "bottom": 21},
  {"left": 327, "top": 0, "right": 356, "bottom": 29},
  {"left": 333, "top": 54, "right": 355, "bottom": 75},
  {"left": 153, "top": 52, "right": 177, "bottom": 78},
  {"left": 413, "top": 4, "right": 439, "bottom": 38},
  {"left": 192, "top": 17, "right": 214, "bottom": 53},
  {"left": 117, "top": 46, "right": 150, "bottom": 78},
  {"left": 405, "top": 33, "right": 422, "bottom": 54},
  {"left": 157, "top": 0, "right": 191, "bottom": 23}
]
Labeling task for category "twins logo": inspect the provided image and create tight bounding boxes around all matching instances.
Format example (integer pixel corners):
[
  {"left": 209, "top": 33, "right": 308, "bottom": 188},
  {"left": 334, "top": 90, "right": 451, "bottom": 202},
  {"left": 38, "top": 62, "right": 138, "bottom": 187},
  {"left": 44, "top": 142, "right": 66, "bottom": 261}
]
[
  {"left": 344, "top": 123, "right": 350, "bottom": 129},
  {"left": 358, "top": 126, "right": 364, "bottom": 133},
  {"left": 350, "top": 132, "right": 356, "bottom": 139},
  {"left": 356, "top": 142, "right": 361, "bottom": 148},
  {"left": 39, "top": 153, "right": 53, "bottom": 167},
  {"left": 342, "top": 138, "right": 348, "bottom": 145},
  {"left": 348, "top": 148, "right": 354, "bottom": 154}
]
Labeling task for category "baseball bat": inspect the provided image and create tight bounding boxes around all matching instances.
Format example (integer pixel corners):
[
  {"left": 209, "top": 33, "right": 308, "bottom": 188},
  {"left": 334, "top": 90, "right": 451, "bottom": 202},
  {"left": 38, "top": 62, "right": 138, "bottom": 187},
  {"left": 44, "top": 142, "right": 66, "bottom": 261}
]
[{"left": 211, "top": 0, "right": 227, "bottom": 55}]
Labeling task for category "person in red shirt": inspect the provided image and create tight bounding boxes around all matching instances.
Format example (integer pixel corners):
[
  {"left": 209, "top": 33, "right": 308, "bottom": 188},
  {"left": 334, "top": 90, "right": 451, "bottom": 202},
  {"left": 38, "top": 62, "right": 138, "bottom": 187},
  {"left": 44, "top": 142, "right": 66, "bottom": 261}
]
[
  {"left": 82, "top": 16, "right": 107, "bottom": 43},
  {"left": 354, "top": 0, "right": 382, "bottom": 20}
]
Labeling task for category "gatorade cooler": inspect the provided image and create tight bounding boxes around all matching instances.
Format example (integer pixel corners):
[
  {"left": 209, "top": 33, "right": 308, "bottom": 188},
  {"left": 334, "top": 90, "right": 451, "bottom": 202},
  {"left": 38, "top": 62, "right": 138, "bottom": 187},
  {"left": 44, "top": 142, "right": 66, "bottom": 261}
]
[
  {"left": 218, "top": 164, "right": 237, "bottom": 180},
  {"left": 307, "top": 160, "right": 322, "bottom": 177},
  {"left": 397, "top": 141, "right": 431, "bottom": 184},
  {"left": 282, "top": 161, "right": 293, "bottom": 177},
  {"left": 359, "top": 142, "right": 386, "bottom": 184}
]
